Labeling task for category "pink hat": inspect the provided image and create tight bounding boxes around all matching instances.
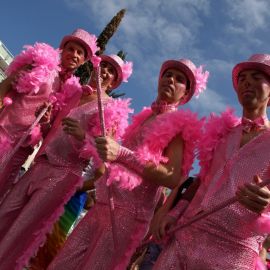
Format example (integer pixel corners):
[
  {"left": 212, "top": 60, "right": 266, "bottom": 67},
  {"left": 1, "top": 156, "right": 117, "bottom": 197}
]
[
  {"left": 159, "top": 59, "right": 209, "bottom": 104},
  {"left": 100, "top": 54, "right": 133, "bottom": 89},
  {"left": 60, "top": 28, "right": 99, "bottom": 61},
  {"left": 232, "top": 54, "right": 270, "bottom": 91}
]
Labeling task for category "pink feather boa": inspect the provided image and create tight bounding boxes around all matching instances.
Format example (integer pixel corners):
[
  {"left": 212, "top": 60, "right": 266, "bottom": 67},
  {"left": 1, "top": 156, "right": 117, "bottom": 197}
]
[
  {"left": 106, "top": 108, "right": 203, "bottom": 190},
  {"left": 29, "top": 125, "right": 42, "bottom": 147},
  {"left": 79, "top": 98, "right": 133, "bottom": 166},
  {"left": 198, "top": 108, "right": 240, "bottom": 183},
  {"left": 49, "top": 75, "right": 82, "bottom": 113},
  {"left": 194, "top": 66, "right": 209, "bottom": 97},
  {"left": 26, "top": 75, "right": 82, "bottom": 144},
  {"left": 122, "top": 61, "right": 133, "bottom": 82},
  {"left": 6, "top": 43, "right": 60, "bottom": 95}
]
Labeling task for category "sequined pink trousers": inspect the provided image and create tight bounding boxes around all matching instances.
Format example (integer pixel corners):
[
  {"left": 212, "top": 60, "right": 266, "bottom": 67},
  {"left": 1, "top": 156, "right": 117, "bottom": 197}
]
[
  {"left": 0, "top": 158, "right": 82, "bottom": 270},
  {"left": 153, "top": 219, "right": 259, "bottom": 270},
  {"left": 0, "top": 146, "right": 33, "bottom": 203},
  {"left": 48, "top": 202, "right": 148, "bottom": 270}
]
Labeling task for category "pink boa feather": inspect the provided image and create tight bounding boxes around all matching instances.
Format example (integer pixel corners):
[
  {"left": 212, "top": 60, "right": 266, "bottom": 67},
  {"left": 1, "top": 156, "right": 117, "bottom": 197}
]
[
  {"left": 6, "top": 43, "right": 60, "bottom": 95},
  {"left": 194, "top": 65, "right": 209, "bottom": 97},
  {"left": 49, "top": 75, "right": 82, "bottom": 112},
  {"left": 198, "top": 108, "right": 240, "bottom": 182},
  {"left": 29, "top": 125, "right": 42, "bottom": 147},
  {"left": 107, "top": 108, "right": 203, "bottom": 190},
  {"left": 122, "top": 61, "right": 133, "bottom": 82},
  {"left": 79, "top": 98, "right": 133, "bottom": 166}
]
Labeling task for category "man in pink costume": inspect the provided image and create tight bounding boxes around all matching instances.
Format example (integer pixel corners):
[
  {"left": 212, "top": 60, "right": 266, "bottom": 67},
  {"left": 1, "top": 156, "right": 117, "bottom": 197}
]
[
  {"left": 0, "top": 42, "right": 133, "bottom": 270},
  {"left": 153, "top": 54, "right": 270, "bottom": 270},
  {"left": 0, "top": 28, "right": 95, "bottom": 202},
  {"left": 48, "top": 58, "right": 208, "bottom": 270}
]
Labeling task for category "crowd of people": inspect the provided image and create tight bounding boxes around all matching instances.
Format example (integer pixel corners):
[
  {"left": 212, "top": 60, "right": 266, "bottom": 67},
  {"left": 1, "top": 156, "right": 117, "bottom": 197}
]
[{"left": 0, "top": 27, "right": 270, "bottom": 270}]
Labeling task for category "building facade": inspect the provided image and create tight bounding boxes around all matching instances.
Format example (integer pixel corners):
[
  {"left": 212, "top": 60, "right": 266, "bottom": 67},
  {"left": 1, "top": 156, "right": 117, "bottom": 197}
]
[{"left": 0, "top": 41, "right": 13, "bottom": 82}]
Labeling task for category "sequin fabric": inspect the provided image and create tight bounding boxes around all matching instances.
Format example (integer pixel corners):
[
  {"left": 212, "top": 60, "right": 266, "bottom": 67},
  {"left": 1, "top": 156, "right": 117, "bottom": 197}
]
[
  {"left": 0, "top": 78, "right": 58, "bottom": 200},
  {"left": 49, "top": 116, "right": 170, "bottom": 270},
  {"left": 154, "top": 125, "right": 270, "bottom": 270},
  {"left": 0, "top": 101, "right": 105, "bottom": 270}
]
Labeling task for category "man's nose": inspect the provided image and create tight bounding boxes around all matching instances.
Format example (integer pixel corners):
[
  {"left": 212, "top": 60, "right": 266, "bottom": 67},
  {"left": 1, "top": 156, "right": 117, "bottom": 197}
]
[
  {"left": 244, "top": 79, "right": 250, "bottom": 88},
  {"left": 167, "top": 76, "right": 174, "bottom": 83}
]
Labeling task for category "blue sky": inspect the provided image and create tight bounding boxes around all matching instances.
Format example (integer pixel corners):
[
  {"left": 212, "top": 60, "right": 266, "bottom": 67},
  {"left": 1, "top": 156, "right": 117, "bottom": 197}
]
[{"left": 2, "top": 0, "right": 270, "bottom": 117}]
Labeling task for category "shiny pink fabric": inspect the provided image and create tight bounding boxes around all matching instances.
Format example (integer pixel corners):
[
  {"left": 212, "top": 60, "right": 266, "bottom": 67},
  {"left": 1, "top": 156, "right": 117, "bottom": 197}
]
[
  {"left": 0, "top": 81, "right": 55, "bottom": 200},
  {"left": 154, "top": 126, "right": 270, "bottom": 270},
  {"left": 49, "top": 110, "right": 201, "bottom": 270},
  {"left": 0, "top": 100, "right": 111, "bottom": 270}
]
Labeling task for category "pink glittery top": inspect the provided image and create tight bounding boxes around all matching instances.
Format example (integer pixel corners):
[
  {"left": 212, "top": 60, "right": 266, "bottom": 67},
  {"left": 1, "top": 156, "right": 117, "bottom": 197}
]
[{"left": 182, "top": 124, "right": 270, "bottom": 253}]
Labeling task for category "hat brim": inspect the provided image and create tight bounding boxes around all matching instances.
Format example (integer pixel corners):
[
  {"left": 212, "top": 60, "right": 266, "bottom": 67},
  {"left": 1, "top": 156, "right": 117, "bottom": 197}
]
[
  {"left": 159, "top": 60, "right": 196, "bottom": 105},
  {"left": 232, "top": 61, "right": 270, "bottom": 106},
  {"left": 60, "top": 35, "right": 92, "bottom": 61},
  {"left": 100, "top": 55, "right": 123, "bottom": 90}
]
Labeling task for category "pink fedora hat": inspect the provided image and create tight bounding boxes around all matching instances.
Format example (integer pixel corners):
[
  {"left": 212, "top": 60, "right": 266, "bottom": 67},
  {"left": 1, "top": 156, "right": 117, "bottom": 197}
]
[
  {"left": 232, "top": 54, "right": 270, "bottom": 91},
  {"left": 159, "top": 59, "right": 197, "bottom": 104},
  {"left": 100, "top": 54, "right": 133, "bottom": 89},
  {"left": 60, "top": 28, "right": 99, "bottom": 61}
]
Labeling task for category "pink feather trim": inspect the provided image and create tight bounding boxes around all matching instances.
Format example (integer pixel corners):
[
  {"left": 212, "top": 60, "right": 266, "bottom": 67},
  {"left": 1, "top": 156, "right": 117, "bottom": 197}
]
[
  {"left": 6, "top": 43, "right": 60, "bottom": 95},
  {"left": 80, "top": 136, "right": 102, "bottom": 168},
  {"left": 133, "top": 108, "right": 203, "bottom": 176},
  {"left": 108, "top": 108, "right": 203, "bottom": 190},
  {"left": 79, "top": 98, "right": 133, "bottom": 167},
  {"left": 198, "top": 108, "right": 241, "bottom": 182},
  {"left": 29, "top": 124, "right": 42, "bottom": 147},
  {"left": 87, "top": 34, "right": 99, "bottom": 57},
  {"left": 106, "top": 163, "right": 142, "bottom": 190},
  {"left": 122, "top": 61, "right": 133, "bottom": 82},
  {"left": 194, "top": 65, "right": 209, "bottom": 97},
  {"left": 49, "top": 75, "right": 82, "bottom": 112}
]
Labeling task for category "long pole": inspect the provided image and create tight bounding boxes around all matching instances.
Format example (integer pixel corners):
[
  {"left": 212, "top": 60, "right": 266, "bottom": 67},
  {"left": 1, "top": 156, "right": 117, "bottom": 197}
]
[
  {"left": 95, "top": 65, "right": 118, "bottom": 249},
  {"left": 169, "top": 178, "right": 270, "bottom": 234}
]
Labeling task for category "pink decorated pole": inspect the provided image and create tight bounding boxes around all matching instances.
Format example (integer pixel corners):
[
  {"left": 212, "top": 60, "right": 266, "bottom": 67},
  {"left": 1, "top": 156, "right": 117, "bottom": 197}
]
[
  {"left": 93, "top": 56, "right": 118, "bottom": 249},
  {"left": 0, "top": 104, "right": 49, "bottom": 172},
  {"left": 169, "top": 178, "right": 270, "bottom": 235}
]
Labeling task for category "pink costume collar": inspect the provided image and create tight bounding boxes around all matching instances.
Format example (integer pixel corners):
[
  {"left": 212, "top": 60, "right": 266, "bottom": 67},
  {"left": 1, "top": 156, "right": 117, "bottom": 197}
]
[
  {"left": 151, "top": 100, "right": 178, "bottom": 115},
  {"left": 241, "top": 115, "right": 269, "bottom": 133}
]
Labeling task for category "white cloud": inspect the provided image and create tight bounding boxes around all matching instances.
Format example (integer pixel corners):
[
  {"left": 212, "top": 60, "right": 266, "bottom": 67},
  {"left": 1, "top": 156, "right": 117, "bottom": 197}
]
[
  {"left": 64, "top": 0, "right": 211, "bottom": 91},
  {"left": 188, "top": 88, "right": 230, "bottom": 116},
  {"left": 226, "top": 0, "right": 270, "bottom": 34}
]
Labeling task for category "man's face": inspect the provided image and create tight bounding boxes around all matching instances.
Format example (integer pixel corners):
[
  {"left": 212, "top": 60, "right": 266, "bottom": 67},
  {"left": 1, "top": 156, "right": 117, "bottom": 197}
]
[
  {"left": 157, "top": 68, "right": 188, "bottom": 104},
  {"left": 89, "top": 61, "right": 117, "bottom": 91},
  {"left": 237, "top": 69, "right": 270, "bottom": 109},
  {"left": 61, "top": 41, "right": 86, "bottom": 71}
]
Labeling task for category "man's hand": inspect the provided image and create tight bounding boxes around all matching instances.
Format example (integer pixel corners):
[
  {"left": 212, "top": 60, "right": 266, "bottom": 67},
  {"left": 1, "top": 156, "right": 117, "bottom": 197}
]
[
  {"left": 62, "top": 117, "right": 85, "bottom": 141},
  {"left": 236, "top": 175, "right": 270, "bottom": 213},
  {"left": 146, "top": 207, "right": 168, "bottom": 241},
  {"left": 155, "top": 214, "right": 176, "bottom": 241},
  {"left": 95, "top": 136, "right": 120, "bottom": 162}
]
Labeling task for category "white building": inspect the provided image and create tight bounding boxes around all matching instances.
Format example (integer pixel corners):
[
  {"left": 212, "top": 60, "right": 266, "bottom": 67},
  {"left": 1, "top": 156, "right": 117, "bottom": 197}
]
[{"left": 0, "top": 41, "right": 13, "bottom": 82}]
